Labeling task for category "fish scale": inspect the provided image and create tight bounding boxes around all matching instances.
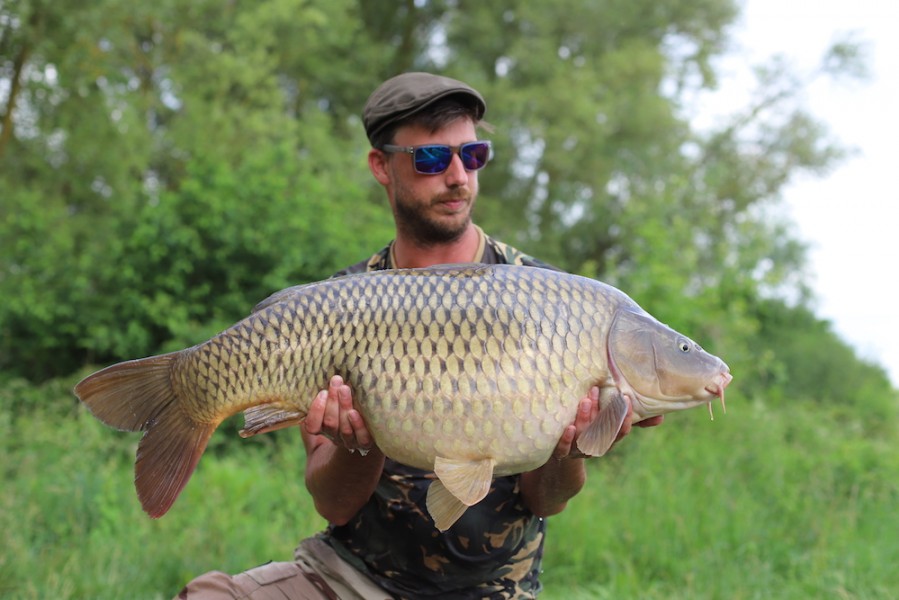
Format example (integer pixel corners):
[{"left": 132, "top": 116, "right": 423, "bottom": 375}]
[{"left": 75, "top": 263, "right": 732, "bottom": 531}]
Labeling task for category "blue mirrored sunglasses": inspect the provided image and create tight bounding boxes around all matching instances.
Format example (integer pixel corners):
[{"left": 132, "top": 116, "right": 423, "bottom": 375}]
[{"left": 380, "top": 141, "right": 493, "bottom": 175}]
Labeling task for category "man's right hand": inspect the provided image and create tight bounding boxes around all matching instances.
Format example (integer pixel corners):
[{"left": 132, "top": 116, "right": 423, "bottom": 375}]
[
  {"left": 301, "top": 375, "right": 384, "bottom": 524},
  {"left": 303, "top": 375, "right": 374, "bottom": 454}
]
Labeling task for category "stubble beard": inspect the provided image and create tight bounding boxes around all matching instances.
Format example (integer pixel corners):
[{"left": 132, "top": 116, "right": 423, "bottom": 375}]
[{"left": 392, "top": 184, "right": 475, "bottom": 247}]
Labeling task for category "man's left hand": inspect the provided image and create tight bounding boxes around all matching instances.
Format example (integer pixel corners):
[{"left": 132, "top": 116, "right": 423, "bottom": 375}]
[{"left": 551, "top": 386, "right": 664, "bottom": 460}]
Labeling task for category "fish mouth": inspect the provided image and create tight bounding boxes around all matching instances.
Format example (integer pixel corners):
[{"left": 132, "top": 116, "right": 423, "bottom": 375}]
[{"left": 704, "top": 371, "right": 733, "bottom": 419}]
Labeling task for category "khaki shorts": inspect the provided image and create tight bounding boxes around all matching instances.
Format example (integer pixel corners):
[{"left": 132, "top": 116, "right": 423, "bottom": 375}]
[{"left": 175, "top": 537, "right": 391, "bottom": 600}]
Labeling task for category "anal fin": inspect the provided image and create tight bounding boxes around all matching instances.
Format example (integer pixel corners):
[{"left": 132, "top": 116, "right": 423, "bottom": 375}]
[{"left": 240, "top": 404, "right": 306, "bottom": 438}]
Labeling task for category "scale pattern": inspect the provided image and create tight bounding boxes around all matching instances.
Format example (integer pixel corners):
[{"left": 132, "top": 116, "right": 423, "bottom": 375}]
[{"left": 173, "top": 265, "right": 633, "bottom": 472}]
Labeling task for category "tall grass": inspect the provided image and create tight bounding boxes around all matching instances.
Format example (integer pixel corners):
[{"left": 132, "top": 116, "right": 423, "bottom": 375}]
[
  {"left": 540, "top": 400, "right": 899, "bottom": 599},
  {"left": 1, "top": 377, "right": 324, "bottom": 599},
  {"left": 3, "top": 376, "right": 897, "bottom": 599}
]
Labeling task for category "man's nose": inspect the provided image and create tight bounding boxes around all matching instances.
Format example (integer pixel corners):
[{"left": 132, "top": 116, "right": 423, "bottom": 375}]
[{"left": 443, "top": 152, "right": 469, "bottom": 185}]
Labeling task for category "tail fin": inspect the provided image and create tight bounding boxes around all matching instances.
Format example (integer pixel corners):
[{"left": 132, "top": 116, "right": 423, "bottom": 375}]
[{"left": 74, "top": 353, "right": 216, "bottom": 518}]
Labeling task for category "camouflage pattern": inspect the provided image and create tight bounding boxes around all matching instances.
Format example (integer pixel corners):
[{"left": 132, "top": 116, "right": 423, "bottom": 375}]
[
  {"left": 325, "top": 229, "right": 555, "bottom": 599},
  {"left": 320, "top": 464, "right": 545, "bottom": 599},
  {"left": 333, "top": 226, "right": 560, "bottom": 277}
]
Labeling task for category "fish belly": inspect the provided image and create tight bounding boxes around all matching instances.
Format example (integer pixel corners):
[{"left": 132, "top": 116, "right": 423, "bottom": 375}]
[{"left": 309, "top": 266, "right": 613, "bottom": 470}]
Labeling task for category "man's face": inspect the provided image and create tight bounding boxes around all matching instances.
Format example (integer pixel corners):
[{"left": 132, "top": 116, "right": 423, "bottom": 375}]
[{"left": 379, "top": 118, "right": 481, "bottom": 245}]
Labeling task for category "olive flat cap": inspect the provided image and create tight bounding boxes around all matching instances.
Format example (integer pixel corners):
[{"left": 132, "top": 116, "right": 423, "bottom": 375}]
[{"left": 362, "top": 72, "right": 486, "bottom": 143}]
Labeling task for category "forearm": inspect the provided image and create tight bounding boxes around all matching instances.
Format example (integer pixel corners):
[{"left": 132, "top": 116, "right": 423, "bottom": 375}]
[
  {"left": 518, "top": 456, "right": 587, "bottom": 517},
  {"left": 302, "top": 430, "right": 385, "bottom": 525}
]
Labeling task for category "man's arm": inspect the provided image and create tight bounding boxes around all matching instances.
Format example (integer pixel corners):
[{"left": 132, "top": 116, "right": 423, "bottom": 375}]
[{"left": 301, "top": 376, "right": 385, "bottom": 525}]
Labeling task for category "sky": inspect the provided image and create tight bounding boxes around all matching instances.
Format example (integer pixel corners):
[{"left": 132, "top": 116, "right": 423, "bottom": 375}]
[{"left": 699, "top": 0, "right": 899, "bottom": 387}]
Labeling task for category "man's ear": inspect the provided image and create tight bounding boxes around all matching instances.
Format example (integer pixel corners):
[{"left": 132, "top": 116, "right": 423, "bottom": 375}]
[{"left": 368, "top": 149, "right": 391, "bottom": 185}]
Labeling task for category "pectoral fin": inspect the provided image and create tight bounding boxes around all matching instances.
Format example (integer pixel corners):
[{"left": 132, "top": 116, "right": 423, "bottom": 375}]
[
  {"left": 427, "top": 456, "right": 496, "bottom": 531},
  {"left": 576, "top": 388, "right": 630, "bottom": 457}
]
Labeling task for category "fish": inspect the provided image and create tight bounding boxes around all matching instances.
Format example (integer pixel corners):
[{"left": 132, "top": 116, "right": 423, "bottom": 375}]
[{"left": 74, "top": 264, "right": 732, "bottom": 531}]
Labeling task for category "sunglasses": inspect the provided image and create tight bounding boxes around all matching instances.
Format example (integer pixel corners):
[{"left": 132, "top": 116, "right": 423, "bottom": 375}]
[{"left": 380, "top": 141, "right": 493, "bottom": 175}]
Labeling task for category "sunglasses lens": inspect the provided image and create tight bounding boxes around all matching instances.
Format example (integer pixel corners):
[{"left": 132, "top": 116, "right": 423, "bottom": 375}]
[
  {"left": 409, "top": 142, "right": 492, "bottom": 174},
  {"left": 461, "top": 142, "right": 491, "bottom": 170},
  {"left": 413, "top": 146, "right": 453, "bottom": 174}
]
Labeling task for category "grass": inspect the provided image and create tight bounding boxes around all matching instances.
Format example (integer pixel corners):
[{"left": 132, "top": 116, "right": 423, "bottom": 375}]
[
  {"left": 540, "top": 400, "right": 899, "bottom": 599},
  {"left": 1, "top": 377, "right": 324, "bottom": 600},
  {"left": 2, "top": 376, "right": 898, "bottom": 599}
]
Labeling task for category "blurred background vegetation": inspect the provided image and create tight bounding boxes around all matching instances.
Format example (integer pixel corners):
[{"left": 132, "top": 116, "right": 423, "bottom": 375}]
[{"left": 2, "top": 0, "right": 897, "bottom": 598}]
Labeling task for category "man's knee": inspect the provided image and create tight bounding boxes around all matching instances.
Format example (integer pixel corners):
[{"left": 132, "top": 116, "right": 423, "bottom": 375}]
[
  {"left": 175, "top": 562, "right": 335, "bottom": 600},
  {"left": 175, "top": 570, "right": 241, "bottom": 599}
]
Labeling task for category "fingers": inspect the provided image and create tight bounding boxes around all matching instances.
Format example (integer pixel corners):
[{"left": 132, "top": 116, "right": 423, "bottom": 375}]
[
  {"left": 573, "top": 395, "right": 594, "bottom": 436},
  {"left": 304, "top": 389, "right": 330, "bottom": 438},
  {"left": 635, "top": 415, "right": 665, "bottom": 428},
  {"left": 552, "top": 425, "right": 577, "bottom": 459},
  {"left": 587, "top": 386, "right": 600, "bottom": 423},
  {"left": 554, "top": 391, "right": 597, "bottom": 460},
  {"left": 322, "top": 375, "right": 343, "bottom": 434},
  {"left": 333, "top": 375, "right": 353, "bottom": 443},
  {"left": 332, "top": 376, "right": 372, "bottom": 450},
  {"left": 347, "top": 409, "right": 373, "bottom": 451},
  {"left": 305, "top": 375, "right": 373, "bottom": 453}
]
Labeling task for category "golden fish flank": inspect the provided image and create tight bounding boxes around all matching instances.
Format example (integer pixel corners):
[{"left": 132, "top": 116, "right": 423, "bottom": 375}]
[{"left": 74, "top": 264, "right": 732, "bottom": 532}]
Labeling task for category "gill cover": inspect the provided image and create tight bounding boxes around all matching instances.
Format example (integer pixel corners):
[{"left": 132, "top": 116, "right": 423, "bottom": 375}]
[{"left": 608, "top": 309, "right": 723, "bottom": 403}]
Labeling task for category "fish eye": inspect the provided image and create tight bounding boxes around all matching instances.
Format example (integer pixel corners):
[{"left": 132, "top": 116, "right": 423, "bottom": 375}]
[{"left": 678, "top": 338, "right": 690, "bottom": 353}]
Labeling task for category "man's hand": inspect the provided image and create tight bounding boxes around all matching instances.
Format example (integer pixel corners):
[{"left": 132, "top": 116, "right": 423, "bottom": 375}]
[
  {"left": 301, "top": 375, "right": 384, "bottom": 525},
  {"left": 522, "top": 387, "right": 666, "bottom": 516},
  {"left": 551, "top": 386, "right": 665, "bottom": 460},
  {"left": 303, "top": 375, "right": 374, "bottom": 454}
]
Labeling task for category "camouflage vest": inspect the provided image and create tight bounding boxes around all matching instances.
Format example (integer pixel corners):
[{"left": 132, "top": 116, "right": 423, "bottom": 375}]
[{"left": 321, "top": 228, "right": 560, "bottom": 599}]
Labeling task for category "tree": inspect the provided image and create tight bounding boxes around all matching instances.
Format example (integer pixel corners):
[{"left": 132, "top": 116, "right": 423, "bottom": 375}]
[
  {"left": 0, "top": 0, "right": 393, "bottom": 379},
  {"left": 0, "top": 0, "right": 887, "bottom": 401}
]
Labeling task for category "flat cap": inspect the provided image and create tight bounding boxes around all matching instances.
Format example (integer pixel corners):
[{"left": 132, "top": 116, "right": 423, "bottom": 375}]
[{"left": 362, "top": 72, "right": 486, "bottom": 144}]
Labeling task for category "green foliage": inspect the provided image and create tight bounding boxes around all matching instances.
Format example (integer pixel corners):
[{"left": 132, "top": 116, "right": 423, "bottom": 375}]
[
  {"left": 0, "top": 374, "right": 325, "bottom": 599},
  {"left": 745, "top": 299, "right": 898, "bottom": 433},
  {"left": 3, "top": 375, "right": 897, "bottom": 599},
  {"left": 540, "top": 399, "right": 899, "bottom": 599},
  {"left": 1, "top": 0, "right": 393, "bottom": 379}
]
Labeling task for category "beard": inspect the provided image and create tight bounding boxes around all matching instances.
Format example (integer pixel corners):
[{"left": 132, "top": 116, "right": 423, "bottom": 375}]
[{"left": 392, "top": 183, "right": 475, "bottom": 246}]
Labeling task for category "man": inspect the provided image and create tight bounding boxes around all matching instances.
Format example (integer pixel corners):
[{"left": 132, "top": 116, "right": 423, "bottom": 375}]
[{"left": 179, "top": 72, "right": 662, "bottom": 600}]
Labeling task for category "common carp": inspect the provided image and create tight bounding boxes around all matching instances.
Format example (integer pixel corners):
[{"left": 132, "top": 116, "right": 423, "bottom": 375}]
[{"left": 75, "top": 264, "right": 731, "bottom": 531}]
